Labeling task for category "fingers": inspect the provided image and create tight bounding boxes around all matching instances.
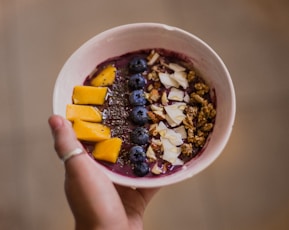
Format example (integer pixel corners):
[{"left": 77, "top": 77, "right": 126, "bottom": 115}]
[
  {"left": 48, "top": 115, "right": 83, "bottom": 159},
  {"left": 48, "top": 114, "right": 113, "bottom": 190},
  {"left": 48, "top": 115, "right": 158, "bottom": 229},
  {"left": 48, "top": 115, "right": 92, "bottom": 178},
  {"left": 48, "top": 115, "right": 130, "bottom": 228}
]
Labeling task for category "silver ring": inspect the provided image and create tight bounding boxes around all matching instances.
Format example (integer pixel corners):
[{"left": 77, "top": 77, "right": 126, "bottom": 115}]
[{"left": 61, "top": 148, "right": 84, "bottom": 163}]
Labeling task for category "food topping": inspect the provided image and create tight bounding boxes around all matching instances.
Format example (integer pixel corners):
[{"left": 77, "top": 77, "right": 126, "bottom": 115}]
[
  {"left": 72, "top": 86, "right": 108, "bottom": 105},
  {"left": 90, "top": 65, "right": 116, "bottom": 87},
  {"left": 67, "top": 48, "right": 216, "bottom": 178},
  {"left": 129, "top": 57, "right": 148, "bottom": 73},
  {"left": 66, "top": 104, "right": 102, "bottom": 122},
  {"left": 92, "top": 138, "right": 122, "bottom": 163},
  {"left": 72, "top": 119, "right": 111, "bottom": 142}
]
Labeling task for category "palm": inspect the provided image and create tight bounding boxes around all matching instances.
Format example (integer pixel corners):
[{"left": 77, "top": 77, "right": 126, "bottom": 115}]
[
  {"left": 115, "top": 185, "right": 159, "bottom": 229},
  {"left": 65, "top": 156, "right": 158, "bottom": 230}
]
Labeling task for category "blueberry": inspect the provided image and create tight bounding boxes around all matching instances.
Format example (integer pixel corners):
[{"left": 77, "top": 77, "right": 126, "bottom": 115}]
[
  {"left": 133, "top": 162, "right": 150, "bottom": 177},
  {"left": 130, "top": 106, "right": 148, "bottom": 125},
  {"left": 129, "top": 90, "right": 147, "bottom": 106},
  {"left": 129, "top": 146, "right": 146, "bottom": 163},
  {"left": 131, "top": 127, "right": 149, "bottom": 145},
  {"left": 129, "top": 57, "right": 147, "bottom": 73},
  {"left": 128, "top": 73, "right": 146, "bottom": 90}
]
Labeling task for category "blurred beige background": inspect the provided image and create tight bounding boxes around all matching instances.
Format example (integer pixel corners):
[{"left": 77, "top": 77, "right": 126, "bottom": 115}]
[{"left": 1, "top": 0, "right": 289, "bottom": 229}]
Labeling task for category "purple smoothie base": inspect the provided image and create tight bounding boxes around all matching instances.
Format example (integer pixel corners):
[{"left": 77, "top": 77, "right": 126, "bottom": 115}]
[{"left": 81, "top": 48, "right": 216, "bottom": 178}]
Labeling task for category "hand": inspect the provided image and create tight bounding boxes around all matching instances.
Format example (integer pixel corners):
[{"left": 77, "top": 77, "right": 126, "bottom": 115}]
[{"left": 48, "top": 115, "right": 159, "bottom": 230}]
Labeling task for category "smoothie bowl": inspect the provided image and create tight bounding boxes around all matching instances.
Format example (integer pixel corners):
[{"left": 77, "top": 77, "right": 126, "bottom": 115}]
[{"left": 53, "top": 23, "right": 235, "bottom": 188}]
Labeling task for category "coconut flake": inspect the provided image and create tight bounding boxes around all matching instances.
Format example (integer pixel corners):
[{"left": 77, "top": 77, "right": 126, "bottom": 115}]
[
  {"left": 161, "top": 138, "right": 182, "bottom": 164},
  {"left": 183, "top": 92, "right": 190, "bottom": 103},
  {"left": 165, "top": 114, "right": 178, "bottom": 127},
  {"left": 173, "top": 158, "right": 184, "bottom": 166},
  {"left": 156, "top": 121, "right": 183, "bottom": 146},
  {"left": 156, "top": 121, "right": 167, "bottom": 136},
  {"left": 164, "top": 103, "right": 186, "bottom": 126},
  {"left": 165, "top": 129, "right": 183, "bottom": 146},
  {"left": 168, "top": 63, "right": 186, "bottom": 72},
  {"left": 168, "top": 87, "right": 184, "bottom": 101},
  {"left": 152, "top": 110, "right": 165, "bottom": 120},
  {"left": 170, "top": 71, "right": 189, "bottom": 89},
  {"left": 159, "top": 72, "right": 179, "bottom": 88},
  {"left": 174, "top": 125, "right": 187, "bottom": 139}
]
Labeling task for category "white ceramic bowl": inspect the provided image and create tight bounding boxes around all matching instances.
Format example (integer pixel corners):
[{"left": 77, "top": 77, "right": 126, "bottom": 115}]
[{"left": 53, "top": 23, "right": 236, "bottom": 188}]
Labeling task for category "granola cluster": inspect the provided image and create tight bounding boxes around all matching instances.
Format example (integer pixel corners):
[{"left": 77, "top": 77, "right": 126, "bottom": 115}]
[{"left": 143, "top": 50, "right": 216, "bottom": 164}]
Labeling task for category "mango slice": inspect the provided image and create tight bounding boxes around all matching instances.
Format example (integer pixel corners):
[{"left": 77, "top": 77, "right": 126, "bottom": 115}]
[
  {"left": 91, "top": 65, "right": 117, "bottom": 87},
  {"left": 66, "top": 104, "right": 102, "bottom": 122},
  {"left": 92, "top": 138, "right": 122, "bottom": 163},
  {"left": 72, "top": 86, "right": 107, "bottom": 105},
  {"left": 73, "top": 119, "right": 111, "bottom": 142}
]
